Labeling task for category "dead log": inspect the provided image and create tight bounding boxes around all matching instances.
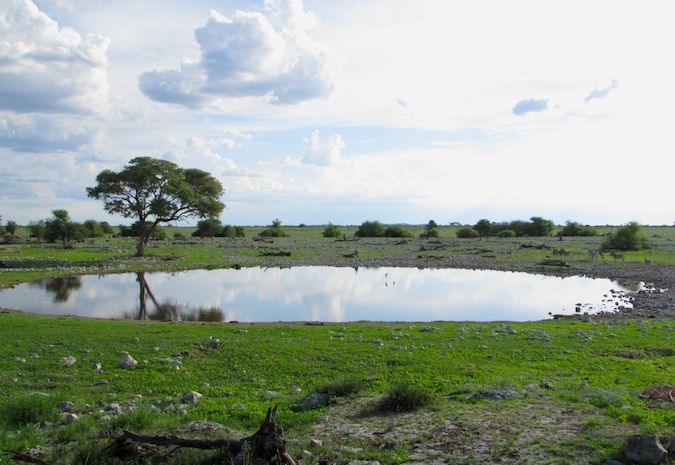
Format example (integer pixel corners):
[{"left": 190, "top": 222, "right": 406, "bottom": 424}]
[
  {"left": 106, "top": 406, "right": 295, "bottom": 465},
  {"left": 3, "top": 450, "right": 52, "bottom": 465},
  {"left": 259, "top": 250, "right": 291, "bottom": 257}
]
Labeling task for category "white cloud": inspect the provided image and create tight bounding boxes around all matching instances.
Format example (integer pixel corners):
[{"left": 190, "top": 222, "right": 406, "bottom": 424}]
[
  {"left": 160, "top": 136, "right": 239, "bottom": 178},
  {"left": 139, "top": 0, "right": 335, "bottom": 107},
  {"left": 0, "top": 113, "right": 103, "bottom": 152},
  {"left": 301, "top": 130, "right": 344, "bottom": 166},
  {"left": 0, "top": 0, "right": 110, "bottom": 114}
]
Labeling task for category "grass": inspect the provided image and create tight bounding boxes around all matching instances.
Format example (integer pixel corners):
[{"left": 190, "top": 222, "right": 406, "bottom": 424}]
[
  {"left": 0, "top": 312, "right": 672, "bottom": 464},
  {"left": 377, "top": 381, "right": 432, "bottom": 412}
]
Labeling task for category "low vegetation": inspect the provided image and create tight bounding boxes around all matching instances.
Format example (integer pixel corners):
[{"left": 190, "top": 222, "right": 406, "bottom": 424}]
[
  {"left": 377, "top": 381, "right": 433, "bottom": 412},
  {"left": 322, "top": 223, "right": 342, "bottom": 238},
  {"left": 558, "top": 221, "right": 597, "bottom": 237},
  {"left": 258, "top": 219, "right": 288, "bottom": 238},
  {"left": 602, "top": 222, "right": 649, "bottom": 251}
]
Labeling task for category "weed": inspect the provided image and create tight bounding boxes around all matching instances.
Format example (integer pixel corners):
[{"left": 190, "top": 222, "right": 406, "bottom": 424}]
[
  {"left": 0, "top": 395, "right": 58, "bottom": 427},
  {"left": 314, "top": 379, "right": 362, "bottom": 398},
  {"left": 377, "top": 381, "right": 432, "bottom": 413}
]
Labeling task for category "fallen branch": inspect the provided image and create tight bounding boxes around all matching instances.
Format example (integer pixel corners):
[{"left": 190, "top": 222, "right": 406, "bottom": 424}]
[
  {"left": 106, "top": 406, "right": 295, "bottom": 465},
  {"left": 3, "top": 450, "right": 52, "bottom": 465}
]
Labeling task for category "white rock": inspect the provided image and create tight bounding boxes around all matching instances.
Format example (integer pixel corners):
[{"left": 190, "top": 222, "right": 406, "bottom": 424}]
[
  {"left": 184, "top": 391, "right": 203, "bottom": 403},
  {"left": 107, "top": 403, "right": 123, "bottom": 415},
  {"left": 118, "top": 354, "right": 138, "bottom": 369},
  {"left": 92, "top": 362, "right": 102, "bottom": 372},
  {"left": 262, "top": 390, "right": 280, "bottom": 399},
  {"left": 309, "top": 438, "right": 323, "bottom": 447},
  {"left": 15, "top": 357, "right": 26, "bottom": 363},
  {"left": 61, "top": 356, "right": 77, "bottom": 366},
  {"left": 62, "top": 413, "right": 78, "bottom": 422},
  {"left": 58, "top": 401, "right": 75, "bottom": 412}
]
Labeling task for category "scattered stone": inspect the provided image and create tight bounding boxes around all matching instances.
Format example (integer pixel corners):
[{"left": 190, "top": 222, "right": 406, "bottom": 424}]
[
  {"left": 540, "top": 382, "right": 554, "bottom": 390},
  {"left": 623, "top": 435, "right": 667, "bottom": 465},
  {"left": 341, "top": 446, "right": 365, "bottom": 454},
  {"left": 290, "top": 384, "right": 302, "bottom": 395},
  {"left": 345, "top": 460, "right": 376, "bottom": 465},
  {"left": 61, "top": 356, "right": 77, "bottom": 366},
  {"left": 118, "top": 354, "right": 138, "bottom": 369},
  {"left": 57, "top": 401, "right": 75, "bottom": 412},
  {"left": 27, "top": 446, "right": 48, "bottom": 456},
  {"left": 184, "top": 391, "right": 203, "bottom": 403},
  {"left": 96, "top": 379, "right": 109, "bottom": 385},
  {"left": 293, "top": 392, "right": 329, "bottom": 411},
  {"left": 471, "top": 390, "right": 524, "bottom": 401},
  {"left": 106, "top": 403, "right": 123, "bottom": 415},
  {"left": 62, "top": 412, "right": 78, "bottom": 423},
  {"left": 92, "top": 362, "right": 102, "bottom": 372},
  {"left": 600, "top": 460, "right": 625, "bottom": 465},
  {"left": 309, "top": 438, "right": 323, "bottom": 447},
  {"left": 15, "top": 357, "right": 26, "bottom": 363},
  {"left": 262, "top": 390, "right": 281, "bottom": 400},
  {"left": 184, "top": 420, "right": 225, "bottom": 432}
]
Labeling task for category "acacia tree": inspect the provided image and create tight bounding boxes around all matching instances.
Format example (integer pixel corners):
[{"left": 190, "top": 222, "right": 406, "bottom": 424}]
[{"left": 86, "top": 157, "right": 224, "bottom": 256}]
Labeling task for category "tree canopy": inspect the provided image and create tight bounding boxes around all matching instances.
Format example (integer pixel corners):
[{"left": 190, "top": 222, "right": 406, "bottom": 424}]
[{"left": 86, "top": 157, "right": 224, "bottom": 256}]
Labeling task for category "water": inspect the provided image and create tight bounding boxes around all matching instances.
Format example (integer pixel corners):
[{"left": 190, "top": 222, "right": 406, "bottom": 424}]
[{"left": 0, "top": 267, "right": 637, "bottom": 322}]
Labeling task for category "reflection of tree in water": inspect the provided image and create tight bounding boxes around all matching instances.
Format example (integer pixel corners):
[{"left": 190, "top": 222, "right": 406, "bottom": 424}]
[
  {"left": 31, "top": 277, "right": 82, "bottom": 302},
  {"left": 131, "top": 272, "right": 223, "bottom": 322}
]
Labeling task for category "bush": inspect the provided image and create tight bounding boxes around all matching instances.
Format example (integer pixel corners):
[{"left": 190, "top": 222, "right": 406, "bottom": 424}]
[
  {"left": 602, "top": 222, "right": 649, "bottom": 251},
  {"left": 355, "top": 220, "right": 385, "bottom": 237},
  {"left": 497, "top": 229, "right": 516, "bottom": 238},
  {"left": 384, "top": 225, "right": 413, "bottom": 238},
  {"left": 420, "top": 220, "right": 439, "bottom": 238},
  {"left": 119, "top": 222, "right": 167, "bottom": 240},
  {"left": 258, "top": 219, "right": 288, "bottom": 238},
  {"left": 28, "top": 221, "right": 46, "bottom": 241},
  {"left": 315, "top": 379, "right": 362, "bottom": 398},
  {"left": 378, "top": 381, "right": 432, "bottom": 412},
  {"left": 82, "top": 219, "right": 104, "bottom": 238},
  {"left": 221, "top": 225, "right": 245, "bottom": 238},
  {"left": 322, "top": 223, "right": 342, "bottom": 238},
  {"left": 173, "top": 232, "right": 187, "bottom": 240},
  {"left": 192, "top": 218, "right": 223, "bottom": 237},
  {"left": 456, "top": 227, "right": 479, "bottom": 238},
  {"left": 557, "top": 221, "right": 597, "bottom": 237}
]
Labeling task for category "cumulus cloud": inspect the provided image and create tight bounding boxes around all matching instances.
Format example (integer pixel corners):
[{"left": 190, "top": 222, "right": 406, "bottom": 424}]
[
  {"left": 139, "top": 0, "right": 335, "bottom": 107},
  {"left": 584, "top": 79, "right": 618, "bottom": 103},
  {"left": 161, "top": 136, "right": 239, "bottom": 178},
  {"left": 0, "top": 113, "right": 102, "bottom": 152},
  {"left": 512, "top": 98, "right": 549, "bottom": 116},
  {"left": 301, "top": 130, "right": 345, "bottom": 166},
  {"left": 0, "top": 0, "right": 110, "bottom": 114}
]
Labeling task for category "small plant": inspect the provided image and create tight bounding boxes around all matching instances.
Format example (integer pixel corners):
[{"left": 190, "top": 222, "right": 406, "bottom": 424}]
[
  {"left": 322, "top": 223, "right": 342, "bottom": 238},
  {"left": 173, "top": 231, "right": 187, "bottom": 240},
  {"left": 315, "top": 378, "right": 362, "bottom": 398},
  {"left": 602, "top": 222, "right": 649, "bottom": 251},
  {"left": 0, "top": 395, "right": 58, "bottom": 427},
  {"left": 355, "top": 220, "right": 385, "bottom": 237},
  {"left": 456, "top": 227, "right": 479, "bottom": 238},
  {"left": 558, "top": 221, "right": 597, "bottom": 237},
  {"left": 420, "top": 220, "right": 439, "bottom": 238},
  {"left": 383, "top": 225, "right": 412, "bottom": 238},
  {"left": 258, "top": 219, "right": 288, "bottom": 238},
  {"left": 378, "top": 381, "right": 432, "bottom": 412},
  {"left": 497, "top": 229, "right": 516, "bottom": 238}
]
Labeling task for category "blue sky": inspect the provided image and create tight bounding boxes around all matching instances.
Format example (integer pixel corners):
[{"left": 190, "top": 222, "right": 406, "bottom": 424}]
[{"left": 1, "top": 0, "right": 673, "bottom": 226}]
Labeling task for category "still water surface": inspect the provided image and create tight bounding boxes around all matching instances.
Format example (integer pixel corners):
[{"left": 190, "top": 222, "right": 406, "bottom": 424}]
[{"left": 0, "top": 267, "right": 635, "bottom": 322}]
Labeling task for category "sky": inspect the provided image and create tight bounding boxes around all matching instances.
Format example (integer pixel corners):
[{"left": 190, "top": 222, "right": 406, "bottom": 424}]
[{"left": 1, "top": 0, "right": 673, "bottom": 226}]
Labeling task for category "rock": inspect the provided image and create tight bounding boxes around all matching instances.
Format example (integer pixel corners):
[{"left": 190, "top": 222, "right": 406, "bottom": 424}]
[
  {"left": 345, "top": 461, "right": 377, "bottom": 465},
  {"left": 184, "top": 391, "right": 203, "bottom": 403},
  {"left": 290, "top": 384, "right": 302, "bottom": 394},
  {"left": 15, "top": 357, "right": 26, "bottom": 363},
  {"left": 262, "top": 390, "right": 280, "bottom": 399},
  {"left": 341, "top": 446, "right": 364, "bottom": 454},
  {"left": 92, "top": 362, "right": 102, "bottom": 372},
  {"left": 96, "top": 379, "right": 109, "bottom": 385},
  {"left": 184, "top": 421, "right": 225, "bottom": 432},
  {"left": 309, "top": 438, "right": 323, "bottom": 447},
  {"left": 57, "top": 401, "right": 75, "bottom": 412},
  {"left": 540, "top": 382, "right": 554, "bottom": 390},
  {"left": 62, "top": 413, "right": 78, "bottom": 423},
  {"left": 471, "top": 390, "right": 523, "bottom": 400},
  {"left": 624, "top": 435, "right": 667, "bottom": 465},
  {"left": 61, "top": 356, "right": 77, "bottom": 366},
  {"left": 106, "top": 403, "right": 123, "bottom": 415},
  {"left": 118, "top": 354, "right": 138, "bottom": 369},
  {"left": 293, "top": 392, "right": 329, "bottom": 411}
]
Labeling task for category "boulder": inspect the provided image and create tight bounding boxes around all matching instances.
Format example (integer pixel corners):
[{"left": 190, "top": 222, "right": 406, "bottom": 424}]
[
  {"left": 60, "top": 356, "right": 76, "bottom": 366},
  {"left": 624, "top": 435, "right": 667, "bottom": 465},
  {"left": 184, "top": 391, "right": 203, "bottom": 403},
  {"left": 57, "top": 401, "right": 75, "bottom": 412},
  {"left": 118, "top": 354, "right": 138, "bottom": 369}
]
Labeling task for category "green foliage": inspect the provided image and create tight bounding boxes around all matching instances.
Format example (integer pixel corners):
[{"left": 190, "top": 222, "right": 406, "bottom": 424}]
[
  {"left": 420, "top": 220, "right": 439, "bottom": 238},
  {"left": 314, "top": 379, "right": 362, "bottom": 398},
  {"left": 472, "top": 217, "right": 555, "bottom": 237},
  {"left": 497, "top": 229, "right": 516, "bottom": 238},
  {"left": 119, "top": 222, "right": 167, "bottom": 240},
  {"left": 384, "top": 225, "right": 413, "bottom": 238},
  {"left": 322, "top": 223, "right": 342, "bottom": 238},
  {"left": 86, "top": 156, "right": 225, "bottom": 256},
  {"left": 258, "top": 219, "right": 288, "bottom": 237},
  {"left": 221, "top": 225, "right": 245, "bottom": 238},
  {"left": 173, "top": 232, "right": 187, "bottom": 240},
  {"left": 100, "top": 221, "right": 114, "bottom": 234},
  {"left": 28, "top": 221, "right": 46, "bottom": 241},
  {"left": 378, "top": 381, "right": 432, "bottom": 412},
  {"left": 193, "top": 218, "right": 223, "bottom": 238},
  {"left": 0, "top": 395, "right": 58, "bottom": 427},
  {"left": 355, "top": 220, "right": 385, "bottom": 237},
  {"left": 602, "top": 222, "right": 649, "bottom": 251},
  {"left": 44, "top": 210, "right": 84, "bottom": 247},
  {"left": 558, "top": 221, "right": 597, "bottom": 237},
  {"left": 456, "top": 227, "right": 479, "bottom": 238},
  {"left": 474, "top": 219, "right": 492, "bottom": 237},
  {"left": 82, "top": 220, "right": 105, "bottom": 238},
  {"left": 5, "top": 221, "right": 17, "bottom": 237}
]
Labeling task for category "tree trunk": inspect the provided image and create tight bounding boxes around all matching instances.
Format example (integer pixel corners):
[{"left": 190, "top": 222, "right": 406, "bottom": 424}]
[{"left": 137, "top": 273, "right": 147, "bottom": 320}]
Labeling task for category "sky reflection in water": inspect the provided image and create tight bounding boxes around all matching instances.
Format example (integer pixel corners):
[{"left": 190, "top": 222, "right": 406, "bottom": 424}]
[{"left": 0, "top": 267, "right": 634, "bottom": 322}]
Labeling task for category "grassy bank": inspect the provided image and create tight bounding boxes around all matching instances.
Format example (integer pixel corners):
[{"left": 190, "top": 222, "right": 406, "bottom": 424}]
[
  {"left": 1, "top": 312, "right": 673, "bottom": 464},
  {"left": 2, "top": 225, "right": 674, "bottom": 288}
]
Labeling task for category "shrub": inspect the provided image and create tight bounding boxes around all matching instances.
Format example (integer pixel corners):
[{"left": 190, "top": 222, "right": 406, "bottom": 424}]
[
  {"left": 192, "top": 218, "right": 223, "bottom": 237},
  {"left": 602, "top": 222, "right": 649, "bottom": 251},
  {"left": 384, "top": 225, "right": 413, "bottom": 238},
  {"left": 173, "top": 232, "right": 187, "bottom": 240},
  {"left": 378, "top": 381, "right": 432, "bottom": 412},
  {"left": 497, "top": 229, "right": 516, "bottom": 238},
  {"left": 322, "top": 223, "right": 342, "bottom": 238},
  {"left": 456, "top": 227, "right": 479, "bottom": 238},
  {"left": 315, "top": 379, "right": 362, "bottom": 398},
  {"left": 221, "top": 225, "right": 245, "bottom": 237},
  {"left": 0, "top": 395, "right": 58, "bottom": 427},
  {"left": 119, "top": 222, "right": 167, "bottom": 240},
  {"left": 82, "top": 219, "right": 104, "bottom": 238},
  {"left": 420, "top": 220, "right": 439, "bottom": 238},
  {"left": 558, "top": 221, "right": 597, "bottom": 237},
  {"left": 28, "top": 221, "right": 46, "bottom": 240},
  {"left": 355, "top": 220, "right": 385, "bottom": 237},
  {"left": 258, "top": 219, "right": 288, "bottom": 238},
  {"left": 5, "top": 220, "right": 17, "bottom": 237}
]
